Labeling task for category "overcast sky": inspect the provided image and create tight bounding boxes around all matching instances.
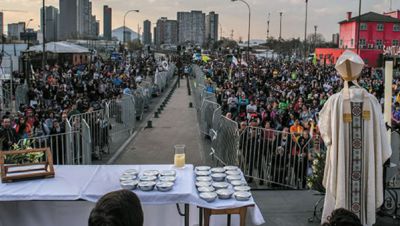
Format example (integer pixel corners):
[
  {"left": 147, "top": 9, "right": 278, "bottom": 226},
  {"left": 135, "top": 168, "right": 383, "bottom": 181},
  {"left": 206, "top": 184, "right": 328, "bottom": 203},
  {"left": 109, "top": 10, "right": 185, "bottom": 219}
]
[{"left": 1, "top": 0, "right": 399, "bottom": 41}]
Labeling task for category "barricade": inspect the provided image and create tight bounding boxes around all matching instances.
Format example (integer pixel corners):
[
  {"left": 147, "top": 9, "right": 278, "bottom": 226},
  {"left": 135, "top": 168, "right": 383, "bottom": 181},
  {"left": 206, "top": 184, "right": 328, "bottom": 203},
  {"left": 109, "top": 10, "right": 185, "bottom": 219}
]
[
  {"left": 15, "top": 83, "right": 28, "bottom": 111},
  {"left": 200, "top": 100, "right": 221, "bottom": 136},
  {"left": 18, "top": 119, "right": 92, "bottom": 165},
  {"left": 69, "top": 109, "right": 109, "bottom": 160},
  {"left": 211, "top": 116, "right": 239, "bottom": 167}
]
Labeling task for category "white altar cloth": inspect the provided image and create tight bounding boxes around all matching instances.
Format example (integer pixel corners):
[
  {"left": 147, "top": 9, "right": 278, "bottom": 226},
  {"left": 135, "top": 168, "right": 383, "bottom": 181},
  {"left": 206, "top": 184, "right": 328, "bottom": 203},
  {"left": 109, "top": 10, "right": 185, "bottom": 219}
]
[{"left": 0, "top": 165, "right": 265, "bottom": 226}]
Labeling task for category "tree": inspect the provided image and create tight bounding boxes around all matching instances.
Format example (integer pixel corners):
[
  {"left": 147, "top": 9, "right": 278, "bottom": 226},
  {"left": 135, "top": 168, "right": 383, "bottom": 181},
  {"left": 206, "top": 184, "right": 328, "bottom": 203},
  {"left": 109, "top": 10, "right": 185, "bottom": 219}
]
[{"left": 212, "top": 38, "right": 239, "bottom": 51}]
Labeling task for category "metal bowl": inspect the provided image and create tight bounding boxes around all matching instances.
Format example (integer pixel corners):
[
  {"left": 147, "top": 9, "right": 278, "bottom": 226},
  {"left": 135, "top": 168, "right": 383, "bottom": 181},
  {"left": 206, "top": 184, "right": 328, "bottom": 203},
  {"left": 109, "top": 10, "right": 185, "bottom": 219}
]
[
  {"left": 224, "top": 166, "right": 239, "bottom": 171},
  {"left": 160, "top": 170, "right": 176, "bottom": 177},
  {"left": 196, "top": 181, "right": 212, "bottom": 188},
  {"left": 143, "top": 170, "right": 160, "bottom": 177},
  {"left": 195, "top": 170, "right": 211, "bottom": 176},
  {"left": 212, "top": 182, "right": 229, "bottom": 190},
  {"left": 120, "top": 180, "right": 138, "bottom": 190},
  {"left": 120, "top": 174, "right": 136, "bottom": 181},
  {"left": 226, "top": 175, "right": 242, "bottom": 183},
  {"left": 197, "top": 186, "right": 215, "bottom": 193},
  {"left": 225, "top": 170, "right": 241, "bottom": 176},
  {"left": 140, "top": 176, "right": 158, "bottom": 181},
  {"left": 156, "top": 182, "right": 174, "bottom": 192},
  {"left": 138, "top": 181, "right": 156, "bottom": 191},
  {"left": 211, "top": 173, "right": 227, "bottom": 182},
  {"left": 196, "top": 176, "right": 212, "bottom": 182},
  {"left": 195, "top": 166, "right": 211, "bottom": 171},
  {"left": 211, "top": 167, "right": 226, "bottom": 173},
  {"left": 230, "top": 180, "right": 247, "bottom": 187},
  {"left": 216, "top": 189, "right": 234, "bottom": 199},
  {"left": 159, "top": 176, "right": 176, "bottom": 182},
  {"left": 123, "top": 169, "right": 139, "bottom": 176},
  {"left": 234, "top": 186, "right": 251, "bottom": 192},
  {"left": 234, "top": 191, "right": 252, "bottom": 201},
  {"left": 199, "top": 192, "right": 217, "bottom": 202}
]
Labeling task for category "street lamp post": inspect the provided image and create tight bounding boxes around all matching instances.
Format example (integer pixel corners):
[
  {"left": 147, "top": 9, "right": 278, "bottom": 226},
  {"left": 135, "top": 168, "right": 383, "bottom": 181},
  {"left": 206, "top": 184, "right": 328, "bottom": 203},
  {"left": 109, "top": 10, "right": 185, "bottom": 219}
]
[
  {"left": 123, "top": 10, "right": 140, "bottom": 45},
  {"left": 314, "top": 25, "right": 317, "bottom": 51},
  {"left": 42, "top": 0, "right": 46, "bottom": 70},
  {"left": 279, "top": 12, "right": 283, "bottom": 40},
  {"left": 356, "top": 0, "right": 362, "bottom": 54},
  {"left": 304, "top": 0, "right": 308, "bottom": 73},
  {"left": 231, "top": 0, "right": 251, "bottom": 63}
]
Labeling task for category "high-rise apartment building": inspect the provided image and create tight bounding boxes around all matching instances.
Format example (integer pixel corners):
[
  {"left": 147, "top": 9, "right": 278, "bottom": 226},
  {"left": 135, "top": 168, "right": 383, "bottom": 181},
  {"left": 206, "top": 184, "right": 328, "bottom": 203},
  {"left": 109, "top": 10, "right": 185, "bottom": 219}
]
[
  {"left": 103, "top": 5, "right": 112, "bottom": 40},
  {"left": 143, "top": 20, "right": 152, "bottom": 45},
  {"left": 205, "top": 12, "right": 219, "bottom": 45},
  {"left": 41, "top": 6, "right": 59, "bottom": 41},
  {"left": 177, "top": 11, "right": 205, "bottom": 45},
  {"left": 155, "top": 17, "right": 178, "bottom": 47},
  {"left": 7, "top": 22, "right": 25, "bottom": 40}
]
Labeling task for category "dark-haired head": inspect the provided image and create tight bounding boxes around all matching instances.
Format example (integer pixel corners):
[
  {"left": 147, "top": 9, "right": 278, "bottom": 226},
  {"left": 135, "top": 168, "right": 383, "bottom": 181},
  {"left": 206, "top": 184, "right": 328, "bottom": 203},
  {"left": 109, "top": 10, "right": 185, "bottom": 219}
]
[
  {"left": 321, "top": 208, "right": 362, "bottom": 226},
  {"left": 88, "top": 190, "right": 143, "bottom": 226}
]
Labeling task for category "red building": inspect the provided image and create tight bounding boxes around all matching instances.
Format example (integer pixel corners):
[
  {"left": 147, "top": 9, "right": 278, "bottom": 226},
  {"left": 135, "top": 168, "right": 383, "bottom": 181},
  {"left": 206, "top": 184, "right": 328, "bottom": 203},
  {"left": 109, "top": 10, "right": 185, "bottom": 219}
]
[{"left": 316, "top": 11, "right": 400, "bottom": 67}]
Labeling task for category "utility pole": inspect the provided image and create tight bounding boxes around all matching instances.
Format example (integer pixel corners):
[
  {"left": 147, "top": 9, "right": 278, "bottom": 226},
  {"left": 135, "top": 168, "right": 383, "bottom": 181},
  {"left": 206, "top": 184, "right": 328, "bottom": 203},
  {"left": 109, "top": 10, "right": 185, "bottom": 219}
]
[
  {"left": 279, "top": 12, "right": 283, "bottom": 40},
  {"left": 390, "top": 0, "right": 393, "bottom": 11},
  {"left": 304, "top": 0, "right": 308, "bottom": 73},
  {"left": 356, "top": 0, "right": 362, "bottom": 54},
  {"left": 267, "top": 12, "right": 270, "bottom": 40},
  {"left": 42, "top": 0, "right": 46, "bottom": 70},
  {"left": 314, "top": 25, "right": 317, "bottom": 51}
]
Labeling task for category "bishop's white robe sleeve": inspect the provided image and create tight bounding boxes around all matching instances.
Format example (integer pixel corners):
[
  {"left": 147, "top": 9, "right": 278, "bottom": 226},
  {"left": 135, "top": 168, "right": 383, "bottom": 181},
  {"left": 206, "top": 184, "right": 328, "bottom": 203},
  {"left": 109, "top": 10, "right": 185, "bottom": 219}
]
[{"left": 318, "top": 98, "right": 332, "bottom": 146}]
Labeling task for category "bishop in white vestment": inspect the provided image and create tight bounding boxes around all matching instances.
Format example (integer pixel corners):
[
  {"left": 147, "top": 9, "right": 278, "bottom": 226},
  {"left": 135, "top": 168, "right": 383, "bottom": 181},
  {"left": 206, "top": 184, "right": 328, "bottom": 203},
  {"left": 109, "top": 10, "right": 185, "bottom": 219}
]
[{"left": 318, "top": 51, "right": 392, "bottom": 225}]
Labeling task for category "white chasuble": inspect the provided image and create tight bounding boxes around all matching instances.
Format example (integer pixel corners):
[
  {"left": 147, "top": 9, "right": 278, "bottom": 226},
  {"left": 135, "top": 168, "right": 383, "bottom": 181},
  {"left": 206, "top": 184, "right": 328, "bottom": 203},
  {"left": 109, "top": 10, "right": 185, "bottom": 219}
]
[{"left": 318, "top": 87, "right": 392, "bottom": 225}]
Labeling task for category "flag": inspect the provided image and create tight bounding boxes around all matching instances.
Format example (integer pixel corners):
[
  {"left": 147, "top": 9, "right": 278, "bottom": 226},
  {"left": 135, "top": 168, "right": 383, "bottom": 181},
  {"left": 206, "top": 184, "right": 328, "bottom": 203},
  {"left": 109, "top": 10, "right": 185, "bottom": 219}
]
[
  {"left": 232, "top": 56, "right": 239, "bottom": 66},
  {"left": 313, "top": 54, "right": 317, "bottom": 65}
]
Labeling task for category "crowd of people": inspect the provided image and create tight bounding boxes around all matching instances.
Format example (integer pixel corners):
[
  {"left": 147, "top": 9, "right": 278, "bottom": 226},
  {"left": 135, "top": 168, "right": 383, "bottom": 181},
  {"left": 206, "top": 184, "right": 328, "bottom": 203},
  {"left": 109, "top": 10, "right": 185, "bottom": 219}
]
[{"left": 0, "top": 54, "right": 161, "bottom": 151}]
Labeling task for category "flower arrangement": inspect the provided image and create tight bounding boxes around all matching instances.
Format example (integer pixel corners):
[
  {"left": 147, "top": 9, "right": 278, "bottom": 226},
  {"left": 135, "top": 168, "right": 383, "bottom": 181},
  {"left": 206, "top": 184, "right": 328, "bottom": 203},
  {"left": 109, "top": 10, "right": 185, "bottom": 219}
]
[
  {"left": 307, "top": 151, "right": 326, "bottom": 193},
  {"left": 4, "top": 140, "right": 44, "bottom": 164}
]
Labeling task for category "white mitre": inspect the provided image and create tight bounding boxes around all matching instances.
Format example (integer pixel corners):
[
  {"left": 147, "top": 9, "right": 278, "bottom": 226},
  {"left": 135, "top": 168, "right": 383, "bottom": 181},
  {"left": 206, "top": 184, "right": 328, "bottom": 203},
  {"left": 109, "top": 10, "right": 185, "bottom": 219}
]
[{"left": 334, "top": 50, "right": 370, "bottom": 122}]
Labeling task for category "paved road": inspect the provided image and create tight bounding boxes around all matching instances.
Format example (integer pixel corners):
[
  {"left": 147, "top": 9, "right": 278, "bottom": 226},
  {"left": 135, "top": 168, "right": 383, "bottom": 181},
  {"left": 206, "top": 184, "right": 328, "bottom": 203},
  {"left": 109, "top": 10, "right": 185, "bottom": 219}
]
[{"left": 114, "top": 78, "right": 205, "bottom": 166}]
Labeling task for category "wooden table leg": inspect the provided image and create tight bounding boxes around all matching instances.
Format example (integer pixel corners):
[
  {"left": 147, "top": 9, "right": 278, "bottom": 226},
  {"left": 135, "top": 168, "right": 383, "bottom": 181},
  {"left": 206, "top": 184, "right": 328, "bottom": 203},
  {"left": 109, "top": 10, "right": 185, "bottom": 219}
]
[
  {"left": 227, "top": 214, "right": 231, "bottom": 226},
  {"left": 204, "top": 208, "right": 211, "bottom": 226},
  {"left": 239, "top": 207, "right": 248, "bottom": 226},
  {"left": 199, "top": 207, "right": 203, "bottom": 226}
]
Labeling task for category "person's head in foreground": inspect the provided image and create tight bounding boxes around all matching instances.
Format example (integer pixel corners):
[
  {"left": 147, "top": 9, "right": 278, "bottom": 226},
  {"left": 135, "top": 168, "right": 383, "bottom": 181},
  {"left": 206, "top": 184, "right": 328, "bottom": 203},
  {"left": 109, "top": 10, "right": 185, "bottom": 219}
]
[
  {"left": 321, "top": 208, "right": 362, "bottom": 226},
  {"left": 89, "top": 189, "right": 143, "bottom": 226}
]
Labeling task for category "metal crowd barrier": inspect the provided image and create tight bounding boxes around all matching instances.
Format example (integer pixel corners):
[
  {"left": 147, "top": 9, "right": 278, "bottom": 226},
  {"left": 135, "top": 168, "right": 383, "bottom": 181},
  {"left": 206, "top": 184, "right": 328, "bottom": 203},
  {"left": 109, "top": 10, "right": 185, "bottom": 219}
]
[
  {"left": 15, "top": 83, "right": 28, "bottom": 111},
  {"left": 211, "top": 116, "right": 239, "bottom": 167},
  {"left": 200, "top": 100, "right": 221, "bottom": 136},
  {"left": 238, "top": 127, "right": 318, "bottom": 189},
  {"left": 69, "top": 109, "right": 108, "bottom": 160},
  {"left": 18, "top": 119, "right": 92, "bottom": 165}
]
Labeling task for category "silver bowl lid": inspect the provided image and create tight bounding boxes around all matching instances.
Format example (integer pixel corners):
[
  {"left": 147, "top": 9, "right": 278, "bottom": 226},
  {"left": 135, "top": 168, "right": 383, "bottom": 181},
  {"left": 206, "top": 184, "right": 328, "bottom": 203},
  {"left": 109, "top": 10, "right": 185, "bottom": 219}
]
[
  {"left": 225, "top": 170, "right": 241, "bottom": 176},
  {"left": 212, "top": 182, "right": 229, "bottom": 188},
  {"left": 120, "top": 179, "right": 138, "bottom": 186},
  {"left": 199, "top": 192, "right": 217, "bottom": 199},
  {"left": 196, "top": 181, "right": 212, "bottom": 187},
  {"left": 224, "top": 166, "right": 239, "bottom": 171},
  {"left": 234, "top": 186, "right": 251, "bottom": 192},
  {"left": 216, "top": 189, "right": 234, "bottom": 196},
  {"left": 156, "top": 181, "right": 174, "bottom": 188},
  {"left": 196, "top": 176, "right": 212, "bottom": 182},
  {"left": 159, "top": 176, "right": 176, "bottom": 182},
  {"left": 230, "top": 180, "right": 247, "bottom": 186},
  {"left": 198, "top": 186, "right": 215, "bottom": 193},
  {"left": 195, "top": 171, "right": 211, "bottom": 176},
  {"left": 195, "top": 166, "right": 211, "bottom": 171},
  {"left": 211, "top": 173, "right": 227, "bottom": 178},
  {"left": 120, "top": 174, "right": 134, "bottom": 181},
  {"left": 234, "top": 191, "right": 252, "bottom": 199},
  {"left": 124, "top": 169, "right": 139, "bottom": 175},
  {"left": 160, "top": 170, "right": 176, "bottom": 176},
  {"left": 211, "top": 167, "right": 226, "bottom": 173},
  {"left": 140, "top": 176, "right": 157, "bottom": 181},
  {"left": 138, "top": 181, "right": 156, "bottom": 187},
  {"left": 227, "top": 175, "right": 242, "bottom": 181},
  {"left": 143, "top": 170, "right": 160, "bottom": 177}
]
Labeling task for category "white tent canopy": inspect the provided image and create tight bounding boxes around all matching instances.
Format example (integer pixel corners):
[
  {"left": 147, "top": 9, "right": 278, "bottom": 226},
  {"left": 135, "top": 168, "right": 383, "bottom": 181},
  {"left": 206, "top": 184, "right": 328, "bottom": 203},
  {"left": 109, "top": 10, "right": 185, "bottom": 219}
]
[{"left": 27, "top": 41, "right": 90, "bottom": 54}]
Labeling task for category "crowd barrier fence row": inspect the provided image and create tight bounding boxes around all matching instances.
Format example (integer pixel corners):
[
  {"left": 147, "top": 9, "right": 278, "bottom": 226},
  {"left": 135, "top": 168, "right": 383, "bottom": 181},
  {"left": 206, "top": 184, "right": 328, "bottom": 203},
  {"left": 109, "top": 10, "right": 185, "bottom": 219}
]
[
  {"left": 192, "top": 64, "right": 325, "bottom": 189},
  {"left": 16, "top": 64, "right": 176, "bottom": 164}
]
